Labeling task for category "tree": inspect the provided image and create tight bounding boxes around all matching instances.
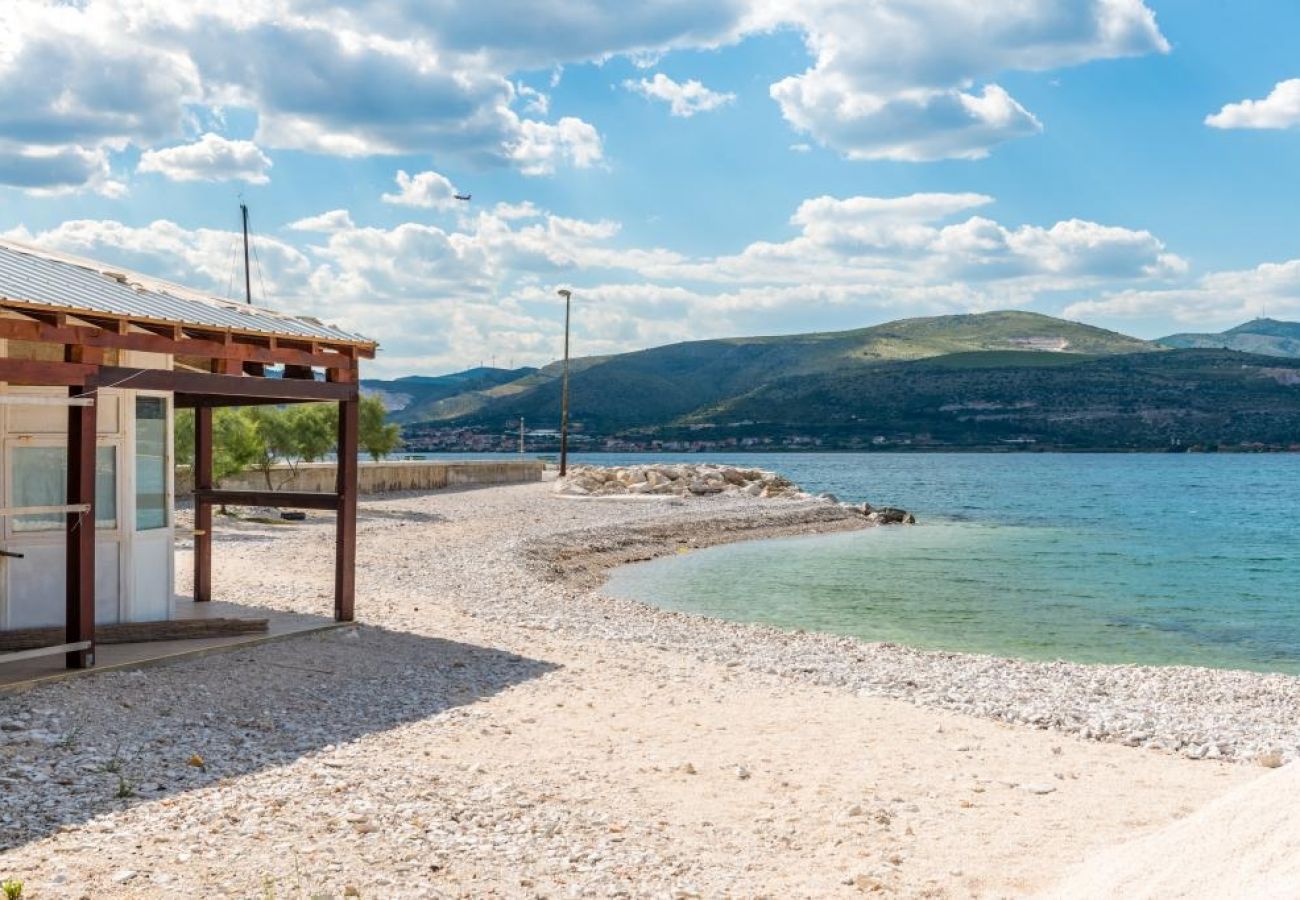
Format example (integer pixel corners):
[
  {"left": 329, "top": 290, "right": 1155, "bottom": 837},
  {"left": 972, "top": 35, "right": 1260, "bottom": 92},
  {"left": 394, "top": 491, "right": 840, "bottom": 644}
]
[
  {"left": 359, "top": 394, "right": 401, "bottom": 461},
  {"left": 246, "top": 406, "right": 299, "bottom": 489},
  {"left": 288, "top": 403, "right": 337, "bottom": 461},
  {"left": 211, "top": 408, "right": 262, "bottom": 486},
  {"left": 174, "top": 409, "right": 195, "bottom": 468}
]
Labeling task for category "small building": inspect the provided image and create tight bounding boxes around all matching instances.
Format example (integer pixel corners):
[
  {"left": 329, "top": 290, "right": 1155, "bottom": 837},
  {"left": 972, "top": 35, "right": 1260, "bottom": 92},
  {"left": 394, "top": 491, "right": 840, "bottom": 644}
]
[{"left": 0, "top": 238, "right": 376, "bottom": 670}]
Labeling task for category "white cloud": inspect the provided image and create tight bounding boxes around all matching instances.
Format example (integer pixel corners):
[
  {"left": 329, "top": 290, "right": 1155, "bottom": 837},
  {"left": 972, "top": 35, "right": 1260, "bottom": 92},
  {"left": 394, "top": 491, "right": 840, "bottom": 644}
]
[
  {"left": 763, "top": 0, "right": 1167, "bottom": 160},
  {"left": 1206, "top": 79, "right": 1300, "bottom": 130},
  {"left": 4, "top": 190, "right": 1197, "bottom": 375},
  {"left": 0, "top": 0, "right": 1171, "bottom": 193},
  {"left": 289, "top": 209, "right": 356, "bottom": 233},
  {"left": 138, "top": 133, "right": 272, "bottom": 184},
  {"left": 516, "top": 83, "right": 550, "bottom": 116},
  {"left": 492, "top": 201, "right": 543, "bottom": 220},
  {"left": 506, "top": 117, "right": 604, "bottom": 176},
  {"left": 3, "top": 218, "right": 311, "bottom": 303},
  {"left": 0, "top": 142, "right": 124, "bottom": 196},
  {"left": 381, "top": 170, "right": 460, "bottom": 209},
  {"left": 624, "top": 73, "right": 736, "bottom": 117},
  {"left": 1066, "top": 259, "right": 1300, "bottom": 327}
]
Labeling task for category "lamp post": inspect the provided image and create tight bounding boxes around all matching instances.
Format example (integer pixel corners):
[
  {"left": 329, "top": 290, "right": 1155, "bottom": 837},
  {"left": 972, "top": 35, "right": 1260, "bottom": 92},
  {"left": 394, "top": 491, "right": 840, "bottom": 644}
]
[{"left": 557, "top": 288, "right": 572, "bottom": 476}]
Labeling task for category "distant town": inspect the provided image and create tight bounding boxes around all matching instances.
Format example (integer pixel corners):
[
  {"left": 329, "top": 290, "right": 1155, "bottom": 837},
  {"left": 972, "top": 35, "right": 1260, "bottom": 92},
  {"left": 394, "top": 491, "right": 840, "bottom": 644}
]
[{"left": 397, "top": 422, "right": 1299, "bottom": 454}]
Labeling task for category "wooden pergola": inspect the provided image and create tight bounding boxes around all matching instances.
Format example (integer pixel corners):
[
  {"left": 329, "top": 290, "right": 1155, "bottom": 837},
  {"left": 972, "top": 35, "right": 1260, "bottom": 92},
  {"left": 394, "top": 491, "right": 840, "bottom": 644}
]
[{"left": 0, "top": 303, "right": 375, "bottom": 670}]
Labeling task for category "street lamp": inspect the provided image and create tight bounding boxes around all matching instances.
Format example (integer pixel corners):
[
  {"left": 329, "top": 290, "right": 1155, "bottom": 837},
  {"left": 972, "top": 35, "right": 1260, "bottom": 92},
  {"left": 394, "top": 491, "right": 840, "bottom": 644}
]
[{"left": 557, "top": 288, "right": 572, "bottom": 476}]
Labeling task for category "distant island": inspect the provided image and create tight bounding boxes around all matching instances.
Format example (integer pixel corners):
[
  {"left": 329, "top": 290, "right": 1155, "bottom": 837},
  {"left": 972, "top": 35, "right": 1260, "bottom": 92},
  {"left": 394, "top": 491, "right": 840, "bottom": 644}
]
[{"left": 363, "top": 311, "right": 1300, "bottom": 453}]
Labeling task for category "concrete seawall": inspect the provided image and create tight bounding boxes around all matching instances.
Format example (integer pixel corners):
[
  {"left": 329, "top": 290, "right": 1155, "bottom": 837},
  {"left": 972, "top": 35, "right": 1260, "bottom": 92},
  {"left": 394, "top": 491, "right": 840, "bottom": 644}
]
[{"left": 177, "top": 459, "right": 544, "bottom": 496}]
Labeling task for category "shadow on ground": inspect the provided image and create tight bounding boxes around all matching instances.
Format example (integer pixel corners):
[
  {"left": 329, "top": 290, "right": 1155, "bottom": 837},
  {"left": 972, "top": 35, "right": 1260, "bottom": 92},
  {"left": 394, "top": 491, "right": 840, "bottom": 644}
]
[
  {"left": 0, "top": 623, "right": 556, "bottom": 850},
  {"left": 357, "top": 506, "right": 447, "bottom": 525}
]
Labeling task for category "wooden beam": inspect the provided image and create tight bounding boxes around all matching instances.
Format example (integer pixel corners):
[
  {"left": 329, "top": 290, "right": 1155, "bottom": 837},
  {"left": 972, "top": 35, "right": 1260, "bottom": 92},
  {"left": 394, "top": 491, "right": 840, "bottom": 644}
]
[
  {"left": 0, "top": 619, "right": 266, "bottom": 651},
  {"left": 335, "top": 397, "right": 359, "bottom": 622},
  {"left": 65, "top": 372, "right": 96, "bottom": 669},
  {"left": 0, "top": 641, "right": 92, "bottom": 666},
  {"left": 194, "top": 407, "right": 213, "bottom": 603},
  {"left": 0, "top": 299, "right": 376, "bottom": 359},
  {"left": 326, "top": 362, "right": 357, "bottom": 384},
  {"left": 0, "top": 317, "right": 356, "bottom": 370},
  {"left": 0, "top": 357, "right": 93, "bottom": 386},
  {"left": 193, "top": 489, "right": 341, "bottom": 510},
  {"left": 0, "top": 395, "right": 95, "bottom": 407},
  {"left": 98, "top": 367, "right": 359, "bottom": 404}
]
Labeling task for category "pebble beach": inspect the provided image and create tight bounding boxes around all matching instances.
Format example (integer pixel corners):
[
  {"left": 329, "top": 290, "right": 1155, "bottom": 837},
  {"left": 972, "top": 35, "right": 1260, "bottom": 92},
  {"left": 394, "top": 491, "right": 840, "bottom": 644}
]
[{"left": 1, "top": 475, "right": 1297, "bottom": 897}]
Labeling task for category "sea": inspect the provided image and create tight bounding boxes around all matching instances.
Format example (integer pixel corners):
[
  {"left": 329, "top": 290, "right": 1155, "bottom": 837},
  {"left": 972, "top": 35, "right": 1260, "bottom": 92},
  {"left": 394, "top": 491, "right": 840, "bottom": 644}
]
[{"left": 424, "top": 451, "right": 1300, "bottom": 675}]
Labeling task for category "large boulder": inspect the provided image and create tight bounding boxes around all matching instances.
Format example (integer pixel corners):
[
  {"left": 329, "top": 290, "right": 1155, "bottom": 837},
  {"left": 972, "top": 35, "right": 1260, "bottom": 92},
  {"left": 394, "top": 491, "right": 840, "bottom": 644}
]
[{"left": 868, "top": 507, "right": 916, "bottom": 525}]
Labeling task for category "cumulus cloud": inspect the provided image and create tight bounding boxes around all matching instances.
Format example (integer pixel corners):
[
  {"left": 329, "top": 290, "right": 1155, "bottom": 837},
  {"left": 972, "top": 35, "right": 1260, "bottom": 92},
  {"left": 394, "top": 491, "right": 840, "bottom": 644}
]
[
  {"left": 1206, "top": 79, "right": 1300, "bottom": 130},
  {"left": 624, "top": 73, "right": 736, "bottom": 117},
  {"left": 381, "top": 170, "right": 460, "bottom": 208},
  {"left": 652, "top": 192, "right": 1184, "bottom": 289},
  {"left": 506, "top": 117, "right": 604, "bottom": 175},
  {"left": 770, "top": 82, "right": 1042, "bottom": 162},
  {"left": 0, "top": 0, "right": 1173, "bottom": 193},
  {"left": 3, "top": 218, "right": 311, "bottom": 303},
  {"left": 0, "top": 0, "right": 654, "bottom": 190},
  {"left": 138, "top": 133, "right": 272, "bottom": 184},
  {"left": 0, "top": 0, "right": 1177, "bottom": 197},
  {"left": 1065, "top": 259, "right": 1300, "bottom": 326},
  {"left": 763, "top": 0, "right": 1167, "bottom": 160},
  {"left": 288, "top": 209, "right": 357, "bottom": 232},
  {"left": 6, "top": 190, "right": 1198, "bottom": 375},
  {"left": 0, "top": 143, "right": 124, "bottom": 196}
]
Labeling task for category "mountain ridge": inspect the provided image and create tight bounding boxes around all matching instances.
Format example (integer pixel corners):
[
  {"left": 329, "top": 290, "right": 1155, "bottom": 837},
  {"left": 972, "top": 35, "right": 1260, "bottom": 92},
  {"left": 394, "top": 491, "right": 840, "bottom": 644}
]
[{"left": 1158, "top": 318, "right": 1300, "bottom": 358}]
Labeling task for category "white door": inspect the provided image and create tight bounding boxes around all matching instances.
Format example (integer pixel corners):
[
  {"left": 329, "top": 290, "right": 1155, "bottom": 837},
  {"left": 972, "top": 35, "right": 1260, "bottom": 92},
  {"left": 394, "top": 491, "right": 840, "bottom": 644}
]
[{"left": 126, "top": 393, "right": 174, "bottom": 622}]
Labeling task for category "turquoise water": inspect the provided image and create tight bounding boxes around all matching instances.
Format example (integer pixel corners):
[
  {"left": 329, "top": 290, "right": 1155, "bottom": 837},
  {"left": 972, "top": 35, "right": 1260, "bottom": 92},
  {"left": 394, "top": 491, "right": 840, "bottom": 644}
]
[{"left": 594, "top": 453, "right": 1300, "bottom": 674}]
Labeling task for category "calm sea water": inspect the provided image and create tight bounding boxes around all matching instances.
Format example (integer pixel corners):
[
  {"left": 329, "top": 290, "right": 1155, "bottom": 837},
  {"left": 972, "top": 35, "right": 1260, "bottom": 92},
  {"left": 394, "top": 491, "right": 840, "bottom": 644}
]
[{"left": 536, "top": 451, "right": 1300, "bottom": 675}]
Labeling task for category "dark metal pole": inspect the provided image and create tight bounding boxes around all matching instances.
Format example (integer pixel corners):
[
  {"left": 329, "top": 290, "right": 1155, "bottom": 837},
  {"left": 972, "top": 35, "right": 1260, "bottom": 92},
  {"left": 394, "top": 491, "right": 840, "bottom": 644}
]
[
  {"left": 558, "top": 289, "right": 571, "bottom": 476},
  {"left": 240, "top": 203, "right": 252, "bottom": 305},
  {"left": 194, "top": 406, "right": 213, "bottom": 603}
]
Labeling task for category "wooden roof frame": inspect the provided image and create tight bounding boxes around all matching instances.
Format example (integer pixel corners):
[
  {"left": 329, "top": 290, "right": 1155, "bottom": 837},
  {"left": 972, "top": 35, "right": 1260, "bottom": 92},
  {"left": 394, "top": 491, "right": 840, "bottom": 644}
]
[{"left": 0, "top": 296, "right": 366, "bottom": 673}]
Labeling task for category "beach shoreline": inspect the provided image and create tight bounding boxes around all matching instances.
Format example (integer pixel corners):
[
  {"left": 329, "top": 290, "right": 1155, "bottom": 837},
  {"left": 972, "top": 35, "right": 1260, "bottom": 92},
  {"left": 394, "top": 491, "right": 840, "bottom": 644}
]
[
  {"left": 0, "top": 480, "right": 1289, "bottom": 897},
  {"left": 516, "top": 489, "right": 1300, "bottom": 767}
]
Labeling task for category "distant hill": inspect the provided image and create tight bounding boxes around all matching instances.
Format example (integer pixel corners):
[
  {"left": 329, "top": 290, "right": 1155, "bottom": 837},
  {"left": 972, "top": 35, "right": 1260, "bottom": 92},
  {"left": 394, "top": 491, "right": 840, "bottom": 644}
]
[
  {"left": 404, "top": 311, "right": 1157, "bottom": 433},
  {"left": 673, "top": 348, "right": 1300, "bottom": 449},
  {"left": 361, "top": 366, "right": 537, "bottom": 424},
  {"left": 1159, "top": 318, "right": 1300, "bottom": 358}
]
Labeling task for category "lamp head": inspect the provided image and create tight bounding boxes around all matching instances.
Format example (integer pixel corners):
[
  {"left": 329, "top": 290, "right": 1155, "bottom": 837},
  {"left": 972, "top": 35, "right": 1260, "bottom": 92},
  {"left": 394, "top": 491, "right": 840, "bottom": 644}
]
[{"left": 557, "top": 288, "right": 572, "bottom": 300}]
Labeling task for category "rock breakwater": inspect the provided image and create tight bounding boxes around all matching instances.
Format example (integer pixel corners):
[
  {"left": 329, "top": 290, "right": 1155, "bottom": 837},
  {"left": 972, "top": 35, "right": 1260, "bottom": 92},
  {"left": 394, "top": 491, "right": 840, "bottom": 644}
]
[
  {"left": 553, "top": 464, "right": 916, "bottom": 523},
  {"left": 554, "top": 464, "right": 802, "bottom": 498}
]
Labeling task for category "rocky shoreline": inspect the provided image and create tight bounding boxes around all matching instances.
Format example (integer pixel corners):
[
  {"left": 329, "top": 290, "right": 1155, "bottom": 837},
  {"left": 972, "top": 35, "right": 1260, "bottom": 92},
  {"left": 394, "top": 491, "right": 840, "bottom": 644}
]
[
  {"left": 519, "top": 485, "right": 1300, "bottom": 767},
  {"left": 0, "top": 478, "right": 1286, "bottom": 896}
]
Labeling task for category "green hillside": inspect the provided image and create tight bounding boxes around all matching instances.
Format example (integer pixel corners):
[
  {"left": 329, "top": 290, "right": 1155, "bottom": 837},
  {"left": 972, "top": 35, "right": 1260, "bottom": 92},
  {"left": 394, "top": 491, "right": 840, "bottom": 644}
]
[
  {"left": 679, "top": 349, "right": 1300, "bottom": 449},
  {"left": 362, "top": 366, "right": 537, "bottom": 424},
  {"left": 1158, "top": 318, "right": 1300, "bottom": 358},
  {"left": 412, "top": 311, "right": 1156, "bottom": 432}
]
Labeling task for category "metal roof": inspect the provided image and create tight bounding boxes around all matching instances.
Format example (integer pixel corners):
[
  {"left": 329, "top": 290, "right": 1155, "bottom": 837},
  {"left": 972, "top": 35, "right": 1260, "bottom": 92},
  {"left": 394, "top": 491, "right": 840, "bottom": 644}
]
[{"left": 0, "top": 238, "right": 374, "bottom": 349}]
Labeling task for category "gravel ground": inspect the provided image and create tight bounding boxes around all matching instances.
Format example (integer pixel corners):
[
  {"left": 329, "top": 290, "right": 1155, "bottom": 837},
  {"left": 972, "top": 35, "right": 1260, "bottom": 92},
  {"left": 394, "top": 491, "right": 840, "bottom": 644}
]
[{"left": 0, "top": 480, "right": 1286, "bottom": 898}]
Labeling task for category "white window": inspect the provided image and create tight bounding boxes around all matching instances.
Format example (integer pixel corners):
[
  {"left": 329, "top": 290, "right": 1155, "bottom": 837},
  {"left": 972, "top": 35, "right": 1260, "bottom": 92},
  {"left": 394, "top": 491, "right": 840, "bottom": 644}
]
[
  {"left": 9, "top": 445, "right": 117, "bottom": 532},
  {"left": 135, "top": 396, "right": 167, "bottom": 530}
]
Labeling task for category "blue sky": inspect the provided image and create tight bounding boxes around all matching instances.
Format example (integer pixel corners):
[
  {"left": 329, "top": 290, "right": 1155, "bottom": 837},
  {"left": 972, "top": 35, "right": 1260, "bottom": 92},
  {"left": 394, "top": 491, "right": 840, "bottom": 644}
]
[{"left": 2, "top": 1, "right": 1299, "bottom": 376}]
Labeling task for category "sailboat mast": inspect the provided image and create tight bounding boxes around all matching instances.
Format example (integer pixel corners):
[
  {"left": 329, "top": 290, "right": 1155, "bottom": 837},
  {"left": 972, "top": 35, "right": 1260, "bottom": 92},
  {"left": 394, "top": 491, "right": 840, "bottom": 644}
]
[{"left": 240, "top": 203, "right": 252, "bottom": 305}]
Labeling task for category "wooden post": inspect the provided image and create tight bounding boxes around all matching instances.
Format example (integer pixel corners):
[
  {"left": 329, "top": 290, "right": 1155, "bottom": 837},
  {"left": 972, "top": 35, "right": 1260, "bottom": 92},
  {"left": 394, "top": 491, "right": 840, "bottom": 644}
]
[
  {"left": 65, "top": 374, "right": 97, "bottom": 669},
  {"left": 334, "top": 395, "right": 358, "bottom": 621},
  {"left": 194, "top": 406, "right": 213, "bottom": 602}
]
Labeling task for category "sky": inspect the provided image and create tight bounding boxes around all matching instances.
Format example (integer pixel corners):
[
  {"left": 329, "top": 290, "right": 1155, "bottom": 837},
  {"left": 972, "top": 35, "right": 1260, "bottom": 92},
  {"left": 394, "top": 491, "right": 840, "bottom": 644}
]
[{"left": 2, "top": 1, "right": 1299, "bottom": 377}]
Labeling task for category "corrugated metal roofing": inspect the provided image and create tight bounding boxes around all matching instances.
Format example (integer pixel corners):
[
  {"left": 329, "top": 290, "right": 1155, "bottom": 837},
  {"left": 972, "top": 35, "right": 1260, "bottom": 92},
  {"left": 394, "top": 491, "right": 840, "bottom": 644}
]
[{"left": 0, "top": 238, "right": 374, "bottom": 348}]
